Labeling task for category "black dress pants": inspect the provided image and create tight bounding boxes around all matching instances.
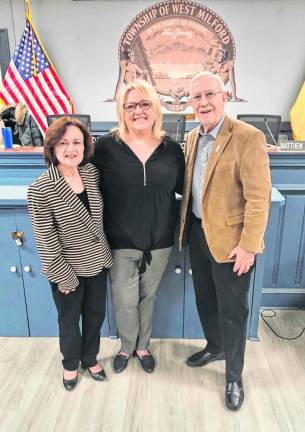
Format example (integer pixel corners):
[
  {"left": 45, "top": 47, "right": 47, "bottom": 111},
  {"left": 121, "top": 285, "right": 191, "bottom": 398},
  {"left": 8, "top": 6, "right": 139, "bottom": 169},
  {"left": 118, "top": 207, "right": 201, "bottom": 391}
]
[
  {"left": 50, "top": 269, "right": 107, "bottom": 371},
  {"left": 189, "top": 216, "right": 253, "bottom": 382}
]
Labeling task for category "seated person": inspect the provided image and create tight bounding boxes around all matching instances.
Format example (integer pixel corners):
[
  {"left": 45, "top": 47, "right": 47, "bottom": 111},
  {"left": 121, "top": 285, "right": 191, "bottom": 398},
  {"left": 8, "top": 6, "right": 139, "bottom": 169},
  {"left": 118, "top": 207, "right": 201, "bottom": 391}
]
[
  {"left": 15, "top": 102, "right": 43, "bottom": 146},
  {"left": 0, "top": 104, "right": 19, "bottom": 144},
  {"left": 0, "top": 102, "right": 43, "bottom": 146}
]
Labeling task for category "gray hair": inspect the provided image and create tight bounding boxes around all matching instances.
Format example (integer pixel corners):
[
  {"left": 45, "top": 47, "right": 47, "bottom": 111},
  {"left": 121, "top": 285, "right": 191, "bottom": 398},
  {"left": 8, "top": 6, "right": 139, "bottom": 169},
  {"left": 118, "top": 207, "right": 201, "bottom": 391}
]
[{"left": 189, "top": 71, "right": 226, "bottom": 94}]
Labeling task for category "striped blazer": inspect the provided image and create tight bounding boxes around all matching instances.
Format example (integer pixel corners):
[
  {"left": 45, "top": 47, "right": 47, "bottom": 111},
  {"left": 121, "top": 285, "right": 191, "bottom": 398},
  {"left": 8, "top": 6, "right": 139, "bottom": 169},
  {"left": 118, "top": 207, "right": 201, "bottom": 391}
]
[{"left": 27, "top": 163, "right": 113, "bottom": 291}]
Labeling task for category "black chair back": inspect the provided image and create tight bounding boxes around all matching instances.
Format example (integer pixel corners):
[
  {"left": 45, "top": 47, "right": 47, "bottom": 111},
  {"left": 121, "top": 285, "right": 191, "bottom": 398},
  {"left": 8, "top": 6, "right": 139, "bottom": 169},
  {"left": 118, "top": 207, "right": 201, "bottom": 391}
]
[
  {"left": 237, "top": 114, "right": 281, "bottom": 145},
  {"left": 47, "top": 114, "right": 91, "bottom": 132}
]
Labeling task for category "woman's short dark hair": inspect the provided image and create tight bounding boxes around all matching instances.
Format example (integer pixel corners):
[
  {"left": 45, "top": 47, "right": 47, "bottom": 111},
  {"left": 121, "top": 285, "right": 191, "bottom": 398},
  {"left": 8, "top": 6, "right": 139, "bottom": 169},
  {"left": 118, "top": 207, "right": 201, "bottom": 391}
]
[{"left": 44, "top": 117, "right": 93, "bottom": 167}]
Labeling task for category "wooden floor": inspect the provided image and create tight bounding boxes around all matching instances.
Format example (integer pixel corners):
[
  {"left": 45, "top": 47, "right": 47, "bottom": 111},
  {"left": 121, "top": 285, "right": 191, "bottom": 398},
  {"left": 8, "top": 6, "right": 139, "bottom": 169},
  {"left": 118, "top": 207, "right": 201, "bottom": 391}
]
[{"left": 0, "top": 310, "right": 305, "bottom": 432}]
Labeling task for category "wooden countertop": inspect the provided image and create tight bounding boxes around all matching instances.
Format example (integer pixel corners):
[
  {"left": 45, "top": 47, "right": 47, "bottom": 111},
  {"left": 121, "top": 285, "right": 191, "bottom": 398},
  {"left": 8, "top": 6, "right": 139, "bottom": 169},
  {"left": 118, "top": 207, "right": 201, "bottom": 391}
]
[{"left": 0, "top": 146, "right": 43, "bottom": 154}]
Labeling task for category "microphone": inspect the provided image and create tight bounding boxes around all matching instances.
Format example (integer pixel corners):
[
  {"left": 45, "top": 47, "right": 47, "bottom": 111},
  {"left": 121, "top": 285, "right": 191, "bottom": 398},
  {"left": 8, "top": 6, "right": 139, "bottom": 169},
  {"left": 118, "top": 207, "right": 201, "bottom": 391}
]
[
  {"left": 264, "top": 117, "right": 278, "bottom": 146},
  {"left": 175, "top": 119, "right": 181, "bottom": 141}
]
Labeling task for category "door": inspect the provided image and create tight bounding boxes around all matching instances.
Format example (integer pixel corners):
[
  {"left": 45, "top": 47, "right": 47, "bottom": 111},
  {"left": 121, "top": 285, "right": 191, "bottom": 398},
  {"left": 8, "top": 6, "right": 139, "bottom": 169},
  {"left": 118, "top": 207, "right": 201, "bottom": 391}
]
[
  {"left": 152, "top": 245, "right": 185, "bottom": 338},
  {"left": 15, "top": 209, "right": 58, "bottom": 336},
  {"left": 0, "top": 209, "right": 29, "bottom": 336}
]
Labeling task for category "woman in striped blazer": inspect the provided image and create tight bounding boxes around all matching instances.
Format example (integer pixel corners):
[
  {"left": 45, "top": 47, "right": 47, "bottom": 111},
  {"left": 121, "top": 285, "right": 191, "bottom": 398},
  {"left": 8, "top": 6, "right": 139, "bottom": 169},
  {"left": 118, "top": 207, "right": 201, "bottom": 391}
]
[{"left": 27, "top": 117, "right": 112, "bottom": 391}]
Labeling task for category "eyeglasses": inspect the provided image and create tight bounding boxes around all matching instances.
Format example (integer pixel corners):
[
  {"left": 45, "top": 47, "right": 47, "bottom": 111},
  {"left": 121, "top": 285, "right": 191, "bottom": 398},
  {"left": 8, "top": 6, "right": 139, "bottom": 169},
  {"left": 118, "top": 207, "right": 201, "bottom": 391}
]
[
  {"left": 190, "top": 91, "right": 224, "bottom": 103},
  {"left": 123, "top": 100, "right": 152, "bottom": 112}
]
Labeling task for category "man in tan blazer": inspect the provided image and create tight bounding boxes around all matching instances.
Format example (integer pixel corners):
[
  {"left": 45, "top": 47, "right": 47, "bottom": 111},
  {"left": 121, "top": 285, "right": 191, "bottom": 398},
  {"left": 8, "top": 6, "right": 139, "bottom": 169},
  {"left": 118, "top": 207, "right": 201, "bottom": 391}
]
[{"left": 179, "top": 72, "right": 271, "bottom": 411}]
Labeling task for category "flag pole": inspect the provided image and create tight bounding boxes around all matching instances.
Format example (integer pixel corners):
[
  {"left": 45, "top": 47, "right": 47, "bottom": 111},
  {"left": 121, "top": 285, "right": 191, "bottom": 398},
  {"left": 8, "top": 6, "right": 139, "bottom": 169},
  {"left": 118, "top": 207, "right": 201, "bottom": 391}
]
[
  {"left": 25, "top": 0, "right": 38, "bottom": 76},
  {"left": 25, "top": 0, "right": 74, "bottom": 114},
  {"left": 25, "top": 0, "right": 58, "bottom": 73}
]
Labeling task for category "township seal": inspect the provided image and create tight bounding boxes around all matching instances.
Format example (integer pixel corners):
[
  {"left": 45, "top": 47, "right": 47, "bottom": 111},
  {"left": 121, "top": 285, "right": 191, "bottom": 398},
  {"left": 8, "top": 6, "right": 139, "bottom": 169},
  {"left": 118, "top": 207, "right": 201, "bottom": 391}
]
[{"left": 108, "top": 0, "right": 245, "bottom": 110}]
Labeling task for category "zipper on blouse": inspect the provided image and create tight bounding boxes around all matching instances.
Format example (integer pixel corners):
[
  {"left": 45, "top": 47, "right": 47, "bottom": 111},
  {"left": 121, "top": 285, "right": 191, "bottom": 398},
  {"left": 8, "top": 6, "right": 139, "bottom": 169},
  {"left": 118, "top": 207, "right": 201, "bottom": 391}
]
[{"left": 143, "top": 164, "right": 147, "bottom": 186}]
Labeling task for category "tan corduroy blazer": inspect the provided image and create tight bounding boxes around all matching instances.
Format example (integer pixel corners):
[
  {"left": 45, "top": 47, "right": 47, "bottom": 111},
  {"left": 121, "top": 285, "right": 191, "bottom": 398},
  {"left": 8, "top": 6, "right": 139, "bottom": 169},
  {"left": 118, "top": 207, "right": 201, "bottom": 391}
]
[{"left": 179, "top": 116, "right": 272, "bottom": 262}]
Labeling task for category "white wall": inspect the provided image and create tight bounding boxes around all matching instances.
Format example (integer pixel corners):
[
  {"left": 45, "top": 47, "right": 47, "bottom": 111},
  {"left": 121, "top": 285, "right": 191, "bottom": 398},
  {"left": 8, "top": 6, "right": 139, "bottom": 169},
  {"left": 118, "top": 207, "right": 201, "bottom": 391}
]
[{"left": 0, "top": 0, "right": 304, "bottom": 121}]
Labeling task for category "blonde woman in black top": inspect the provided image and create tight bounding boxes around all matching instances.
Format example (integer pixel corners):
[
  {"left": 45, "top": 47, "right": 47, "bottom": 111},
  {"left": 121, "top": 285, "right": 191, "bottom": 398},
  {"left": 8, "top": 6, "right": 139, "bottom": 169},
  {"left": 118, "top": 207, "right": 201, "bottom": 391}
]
[
  {"left": 27, "top": 117, "right": 112, "bottom": 391},
  {"left": 93, "top": 80, "right": 185, "bottom": 374}
]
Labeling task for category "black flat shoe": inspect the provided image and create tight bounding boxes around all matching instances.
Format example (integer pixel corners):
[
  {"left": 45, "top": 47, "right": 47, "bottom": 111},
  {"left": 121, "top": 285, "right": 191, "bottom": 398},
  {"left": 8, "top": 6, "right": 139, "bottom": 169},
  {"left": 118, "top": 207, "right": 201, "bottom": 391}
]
[
  {"left": 63, "top": 372, "right": 78, "bottom": 391},
  {"left": 134, "top": 351, "right": 155, "bottom": 373},
  {"left": 113, "top": 352, "right": 130, "bottom": 374},
  {"left": 225, "top": 380, "right": 244, "bottom": 411},
  {"left": 186, "top": 349, "right": 225, "bottom": 367},
  {"left": 83, "top": 365, "right": 107, "bottom": 382}
]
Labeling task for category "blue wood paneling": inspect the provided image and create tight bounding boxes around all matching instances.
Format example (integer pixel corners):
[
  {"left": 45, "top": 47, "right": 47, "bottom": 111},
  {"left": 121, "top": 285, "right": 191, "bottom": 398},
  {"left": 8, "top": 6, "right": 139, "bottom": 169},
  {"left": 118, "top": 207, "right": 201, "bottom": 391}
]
[
  {"left": 15, "top": 209, "right": 58, "bottom": 336},
  {"left": 262, "top": 293, "right": 305, "bottom": 308},
  {"left": 107, "top": 277, "right": 117, "bottom": 338},
  {"left": 183, "top": 248, "right": 203, "bottom": 339},
  {"left": 248, "top": 254, "right": 265, "bottom": 340},
  {"left": 1, "top": 149, "right": 304, "bottom": 339},
  {"left": 0, "top": 210, "right": 29, "bottom": 336},
  {"left": 261, "top": 153, "right": 305, "bottom": 307},
  {"left": 263, "top": 204, "right": 284, "bottom": 287},
  {"left": 0, "top": 152, "right": 45, "bottom": 181},
  {"left": 152, "top": 246, "right": 184, "bottom": 338},
  {"left": 277, "top": 195, "right": 305, "bottom": 287}
]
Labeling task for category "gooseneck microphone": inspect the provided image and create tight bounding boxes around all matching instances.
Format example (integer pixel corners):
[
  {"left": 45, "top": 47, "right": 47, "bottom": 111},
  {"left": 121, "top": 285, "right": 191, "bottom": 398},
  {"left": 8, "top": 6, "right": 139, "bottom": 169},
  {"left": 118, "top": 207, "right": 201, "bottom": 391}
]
[{"left": 264, "top": 117, "right": 278, "bottom": 146}]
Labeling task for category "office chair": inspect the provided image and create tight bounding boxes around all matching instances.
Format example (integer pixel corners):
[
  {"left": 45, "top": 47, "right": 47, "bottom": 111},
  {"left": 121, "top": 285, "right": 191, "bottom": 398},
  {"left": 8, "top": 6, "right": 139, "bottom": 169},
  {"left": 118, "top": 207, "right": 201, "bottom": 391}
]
[
  {"left": 47, "top": 114, "right": 91, "bottom": 131},
  {"left": 237, "top": 114, "right": 281, "bottom": 145}
]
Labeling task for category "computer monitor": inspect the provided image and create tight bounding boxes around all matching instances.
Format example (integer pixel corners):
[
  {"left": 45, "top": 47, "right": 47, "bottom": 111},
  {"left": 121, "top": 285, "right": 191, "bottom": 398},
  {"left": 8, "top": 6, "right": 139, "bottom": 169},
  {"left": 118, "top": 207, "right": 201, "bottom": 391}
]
[
  {"left": 47, "top": 114, "right": 91, "bottom": 131},
  {"left": 237, "top": 114, "right": 281, "bottom": 145},
  {"left": 162, "top": 114, "right": 186, "bottom": 142}
]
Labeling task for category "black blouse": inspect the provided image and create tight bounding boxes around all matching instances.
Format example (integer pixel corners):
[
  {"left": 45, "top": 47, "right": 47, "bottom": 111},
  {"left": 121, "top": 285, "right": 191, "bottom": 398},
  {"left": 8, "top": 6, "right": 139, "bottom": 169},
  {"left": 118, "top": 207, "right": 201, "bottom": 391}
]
[
  {"left": 76, "top": 189, "right": 91, "bottom": 214},
  {"left": 93, "top": 133, "right": 185, "bottom": 269}
]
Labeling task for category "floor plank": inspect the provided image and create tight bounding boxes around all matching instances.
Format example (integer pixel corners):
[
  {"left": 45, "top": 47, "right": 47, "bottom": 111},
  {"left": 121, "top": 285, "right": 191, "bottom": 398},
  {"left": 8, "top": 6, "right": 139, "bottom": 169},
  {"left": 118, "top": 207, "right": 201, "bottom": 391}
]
[{"left": 0, "top": 310, "right": 304, "bottom": 432}]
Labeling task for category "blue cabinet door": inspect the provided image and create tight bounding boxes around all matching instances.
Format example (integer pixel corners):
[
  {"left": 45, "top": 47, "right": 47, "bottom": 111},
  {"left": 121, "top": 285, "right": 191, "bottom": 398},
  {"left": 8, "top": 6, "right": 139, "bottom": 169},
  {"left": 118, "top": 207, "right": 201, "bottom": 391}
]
[
  {"left": 107, "top": 276, "right": 117, "bottom": 337},
  {"left": 183, "top": 247, "right": 203, "bottom": 339},
  {"left": 15, "top": 209, "right": 58, "bottom": 336},
  {"left": 0, "top": 210, "right": 29, "bottom": 336},
  {"left": 268, "top": 155, "right": 305, "bottom": 307},
  {"left": 152, "top": 246, "right": 185, "bottom": 338},
  {"left": 262, "top": 192, "right": 305, "bottom": 308}
]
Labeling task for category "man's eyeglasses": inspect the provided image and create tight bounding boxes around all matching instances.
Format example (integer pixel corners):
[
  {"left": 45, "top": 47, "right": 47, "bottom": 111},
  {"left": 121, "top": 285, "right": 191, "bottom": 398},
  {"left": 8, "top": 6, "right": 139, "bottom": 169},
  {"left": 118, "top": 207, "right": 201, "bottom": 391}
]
[
  {"left": 123, "top": 100, "right": 152, "bottom": 112},
  {"left": 190, "top": 91, "right": 224, "bottom": 103}
]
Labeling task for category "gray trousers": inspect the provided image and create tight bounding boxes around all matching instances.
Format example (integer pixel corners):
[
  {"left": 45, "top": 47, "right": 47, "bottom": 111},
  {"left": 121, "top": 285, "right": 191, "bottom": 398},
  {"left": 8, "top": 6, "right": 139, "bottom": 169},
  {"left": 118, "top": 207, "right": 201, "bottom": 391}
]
[{"left": 109, "top": 247, "right": 172, "bottom": 354}]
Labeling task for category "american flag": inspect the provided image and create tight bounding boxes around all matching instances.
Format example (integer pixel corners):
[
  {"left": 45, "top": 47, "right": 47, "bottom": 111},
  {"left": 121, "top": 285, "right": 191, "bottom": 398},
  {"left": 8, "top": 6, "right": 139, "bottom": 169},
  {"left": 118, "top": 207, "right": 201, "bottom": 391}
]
[{"left": 0, "top": 1, "right": 73, "bottom": 134}]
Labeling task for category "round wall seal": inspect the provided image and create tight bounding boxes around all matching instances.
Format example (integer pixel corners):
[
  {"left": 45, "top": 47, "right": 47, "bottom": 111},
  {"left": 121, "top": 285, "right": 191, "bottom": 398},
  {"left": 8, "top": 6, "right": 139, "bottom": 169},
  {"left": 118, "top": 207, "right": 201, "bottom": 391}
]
[{"left": 109, "top": 0, "right": 244, "bottom": 110}]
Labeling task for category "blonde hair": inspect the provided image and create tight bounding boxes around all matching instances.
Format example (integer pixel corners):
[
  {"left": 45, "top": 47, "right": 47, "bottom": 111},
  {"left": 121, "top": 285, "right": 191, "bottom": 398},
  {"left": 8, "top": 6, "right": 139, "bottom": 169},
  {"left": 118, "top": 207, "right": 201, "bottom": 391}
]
[
  {"left": 15, "top": 102, "right": 28, "bottom": 125},
  {"left": 113, "top": 79, "right": 165, "bottom": 141}
]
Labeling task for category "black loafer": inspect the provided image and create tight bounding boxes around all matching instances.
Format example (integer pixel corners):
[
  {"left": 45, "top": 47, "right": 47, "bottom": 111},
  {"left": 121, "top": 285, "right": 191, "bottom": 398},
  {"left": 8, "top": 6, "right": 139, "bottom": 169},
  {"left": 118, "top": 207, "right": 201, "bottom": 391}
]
[
  {"left": 63, "top": 372, "right": 78, "bottom": 391},
  {"left": 83, "top": 365, "right": 107, "bottom": 382},
  {"left": 113, "top": 352, "right": 130, "bottom": 374},
  {"left": 134, "top": 351, "right": 155, "bottom": 373},
  {"left": 225, "top": 380, "right": 244, "bottom": 411},
  {"left": 186, "top": 349, "right": 225, "bottom": 367}
]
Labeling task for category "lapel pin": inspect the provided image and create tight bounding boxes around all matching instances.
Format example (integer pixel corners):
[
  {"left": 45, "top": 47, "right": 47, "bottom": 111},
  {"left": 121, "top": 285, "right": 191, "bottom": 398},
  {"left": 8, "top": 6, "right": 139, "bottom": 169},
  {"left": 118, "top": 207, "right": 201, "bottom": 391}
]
[{"left": 215, "top": 145, "right": 221, "bottom": 152}]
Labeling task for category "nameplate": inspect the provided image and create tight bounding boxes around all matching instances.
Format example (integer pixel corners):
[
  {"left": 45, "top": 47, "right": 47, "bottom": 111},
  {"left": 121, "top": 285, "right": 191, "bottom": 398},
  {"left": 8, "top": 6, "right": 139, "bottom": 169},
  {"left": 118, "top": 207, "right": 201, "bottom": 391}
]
[{"left": 279, "top": 141, "right": 305, "bottom": 151}]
